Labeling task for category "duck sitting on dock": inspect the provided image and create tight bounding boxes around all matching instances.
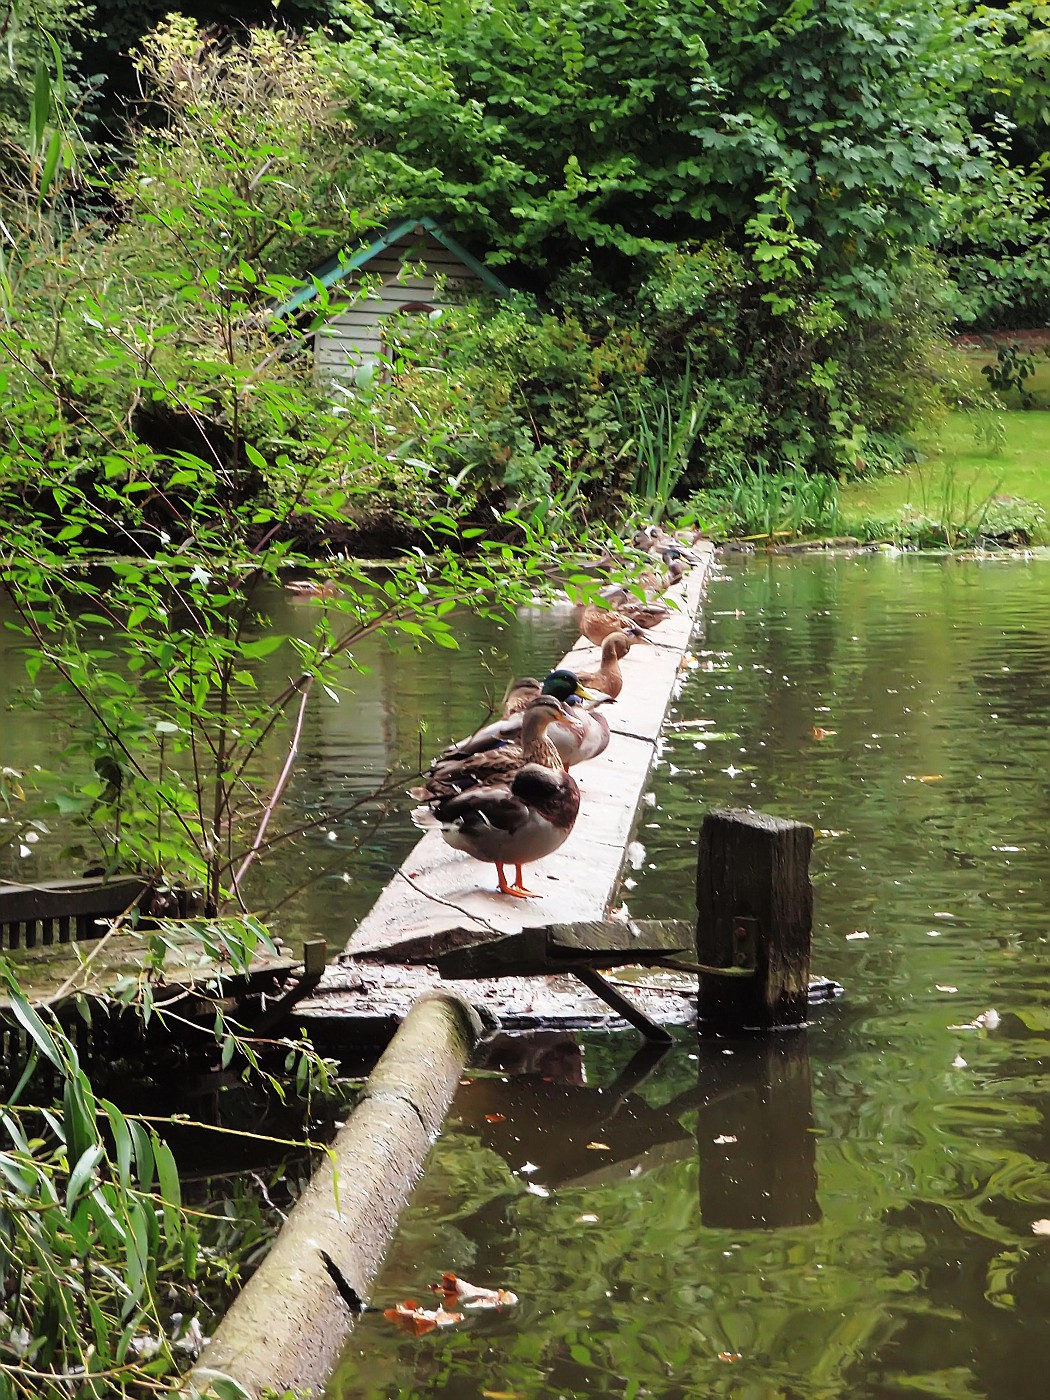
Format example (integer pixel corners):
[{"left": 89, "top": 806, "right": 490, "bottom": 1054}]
[
  {"left": 500, "top": 676, "right": 543, "bottom": 717},
  {"left": 443, "top": 670, "right": 612, "bottom": 770},
  {"left": 575, "top": 630, "right": 641, "bottom": 702},
  {"left": 577, "top": 597, "right": 669, "bottom": 644},
  {"left": 412, "top": 699, "right": 581, "bottom": 898}
]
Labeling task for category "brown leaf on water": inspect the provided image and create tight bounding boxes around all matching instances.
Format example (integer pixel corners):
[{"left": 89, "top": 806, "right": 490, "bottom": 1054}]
[
  {"left": 811, "top": 727, "right": 837, "bottom": 740},
  {"left": 717, "top": 1351, "right": 743, "bottom": 1363},
  {"left": 384, "top": 1299, "right": 464, "bottom": 1334},
  {"left": 484, "top": 1113, "right": 506, "bottom": 1123},
  {"left": 586, "top": 1141, "right": 610, "bottom": 1151},
  {"left": 431, "top": 1272, "right": 519, "bottom": 1309},
  {"left": 483, "top": 1391, "right": 525, "bottom": 1399},
  {"left": 907, "top": 774, "right": 944, "bottom": 783}
]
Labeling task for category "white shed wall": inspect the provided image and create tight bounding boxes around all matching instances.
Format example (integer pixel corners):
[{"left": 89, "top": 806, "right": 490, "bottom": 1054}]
[{"left": 314, "top": 230, "right": 485, "bottom": 386}]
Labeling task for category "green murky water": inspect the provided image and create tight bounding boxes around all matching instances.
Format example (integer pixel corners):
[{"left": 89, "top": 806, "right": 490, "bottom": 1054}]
[
  {"left": 325, "top": 552, "right": 1050, "bottom": 1400},
  {"left": 6, "top": 553, "right": 1050, "bottom": 1398},
  {"left": 0, "top": 590, "right": 582, "bottom": 938}
]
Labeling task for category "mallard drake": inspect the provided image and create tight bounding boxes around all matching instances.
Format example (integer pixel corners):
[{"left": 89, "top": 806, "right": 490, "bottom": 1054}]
[
  {"left": 660, "top": 548, "right": 690, "bottom": 590},
  {"left": 556, "top": 690, "right": 612, "bottom": 764},
  {"left": 443, "top": 670, "right": 611, "bottom": 770},
  {"left": 575, "top": 630, "right": 641, "bottom": 701},
  {"left": 414, "top": 693, "right": 572, "bottom": 803},
  {"left": 419, "top": 761, "right": 581, "bottom": 898}
]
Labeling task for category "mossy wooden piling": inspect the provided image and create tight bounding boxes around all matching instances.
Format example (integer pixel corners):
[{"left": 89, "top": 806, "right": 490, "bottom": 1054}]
[{"left": 695, "top": 807, "right": 816, "bottom": 1031}]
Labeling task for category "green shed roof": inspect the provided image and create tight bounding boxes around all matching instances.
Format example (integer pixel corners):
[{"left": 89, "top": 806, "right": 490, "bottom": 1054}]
[{"left": 272, "top": 216, "right": 513, "bottom": 317}]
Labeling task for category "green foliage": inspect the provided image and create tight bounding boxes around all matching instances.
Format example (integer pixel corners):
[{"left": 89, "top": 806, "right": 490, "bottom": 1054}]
[
  {"left": 0, "top": 0, "right": 94, "bottom": 155},
  {"left": 327, "top": 0, "right": 975, "bottom": 310},
  {"left": 0, "top": 30, "right": 567, "bottom": 915},
  {"left": 0, "top": 952, "right": 341, "bottom": 1397},
  {"left": 688, "top": 466, "right": 846, "bottom": 543},
  {"left": 0, "top": 991, "right": 195, "bottom": 1396},
  {"left": 933, "top": 141, "right": 1050, "bottom": 329},
  {"left": 980, "top": 341, "right": 1046, "bottom": 408}
]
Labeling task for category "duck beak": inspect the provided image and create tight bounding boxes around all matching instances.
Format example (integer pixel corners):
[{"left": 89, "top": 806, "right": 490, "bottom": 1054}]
[{"left": 574, "top": 681, "right": 600, "bottom": 700}]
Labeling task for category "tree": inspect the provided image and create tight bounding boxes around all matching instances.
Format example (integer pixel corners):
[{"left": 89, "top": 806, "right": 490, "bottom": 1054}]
[{"left": 326, "top": 0, "right": 977, "bottom": 313}]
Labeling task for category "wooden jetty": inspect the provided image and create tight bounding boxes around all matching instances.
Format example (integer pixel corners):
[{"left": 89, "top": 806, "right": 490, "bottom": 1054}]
[
  {"left": 351, "top": 548, "right": 714, "bottom": 956},
  {"left": 299, "top": 545, "right": 719, "bottom": 1034}
]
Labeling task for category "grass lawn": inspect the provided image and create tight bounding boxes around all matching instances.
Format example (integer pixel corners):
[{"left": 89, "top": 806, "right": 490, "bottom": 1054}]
[
  {"left": 842, "top": 409, "right": 1050, "bottom": 518},
  {"left": 839, "top": 345, "right": 1050, "bottom": 543}
]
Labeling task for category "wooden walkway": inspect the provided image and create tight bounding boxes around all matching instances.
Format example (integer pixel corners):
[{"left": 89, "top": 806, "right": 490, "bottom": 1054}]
[
  {"left": 299, "top": 546, "right": 716, "bottom": 1032},
  {"left": 339, "top": 547, "right": 714, "bottom": 961}
]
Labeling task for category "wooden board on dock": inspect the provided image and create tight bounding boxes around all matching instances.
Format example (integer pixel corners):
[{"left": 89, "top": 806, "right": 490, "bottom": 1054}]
[
  {"left": 337, "top": 545, "right": 715, "bottom": 966},
  {"left": 0, "top": 925, "right": 301, "bottom": 1012}
]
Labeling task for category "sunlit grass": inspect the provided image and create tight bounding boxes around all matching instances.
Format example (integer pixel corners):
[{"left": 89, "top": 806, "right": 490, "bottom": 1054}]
[{"left": 841, "top": 408, "right": 1050, "bottom": 543}]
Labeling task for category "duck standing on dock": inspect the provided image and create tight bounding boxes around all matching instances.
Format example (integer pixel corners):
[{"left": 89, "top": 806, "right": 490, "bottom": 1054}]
[
  {"left": 412, "top": 697, "right": 581, "bottom": 898},
  {"left": 413, "top": 691, "right": 572, "bottom": 802}
]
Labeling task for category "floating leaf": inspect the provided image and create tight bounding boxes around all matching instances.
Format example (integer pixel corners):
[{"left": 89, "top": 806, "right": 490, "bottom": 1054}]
[
  {"left": 431, "top": 1273, "right": 519, "bottom": 1309},
  {"left": 384, "top": 1300, "right": 464, "bottom": 1334}
]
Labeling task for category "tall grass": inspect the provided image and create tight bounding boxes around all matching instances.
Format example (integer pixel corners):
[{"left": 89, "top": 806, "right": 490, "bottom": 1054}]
[
  {"left": 691, "top": 465, "right": 845, "bottom": 540},
  {"left": 614, "top": 360, "right": 706, "bottom": 521}
]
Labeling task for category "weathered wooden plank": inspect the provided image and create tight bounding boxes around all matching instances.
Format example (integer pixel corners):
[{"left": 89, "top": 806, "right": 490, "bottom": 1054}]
[
  {"left": 0, "top": 876, "right": 149, "bottom": 929},
  {"left": 0, "top": 926, "right": 299, "bottom": 1012},
  {"left": 547, "top": 919, "right": 692, "bottom": 956},
  {"left": 434, "top": 919, "right": 692, "bottom": 979},
  {"left": 336, "top": 553, "right": 713, "bottom": 962}
]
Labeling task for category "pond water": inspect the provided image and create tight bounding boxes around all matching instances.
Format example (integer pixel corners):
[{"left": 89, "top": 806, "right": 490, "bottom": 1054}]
[{"left": 323, "top": 552, "right": 1050, "bottom": 1400}]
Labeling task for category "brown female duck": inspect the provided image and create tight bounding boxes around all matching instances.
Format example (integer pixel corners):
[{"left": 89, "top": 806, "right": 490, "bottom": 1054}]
[
  {"left": 413, "top": 694, "right": 571, "bottom": 803},
  {"left": 575, "top": 630, "right": 637, "bottom": 701},
  {"left": 420, "top": 761, "right": 581, "bottom": 898},
  {"left": 577, "top": 599, "right": 669, "bottom": 645}
]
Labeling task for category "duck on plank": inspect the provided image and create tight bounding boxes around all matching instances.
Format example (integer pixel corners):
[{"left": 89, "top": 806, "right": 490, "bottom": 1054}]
[
  {"left": 411, "top": 692, "right": 569, "bottom": 804},
  {"left": 574, "top": 629, "right": 643, "bottom": 702},
  {"left": 412, "top": 696, "right": 581, "bottom": 898},
  {"left": 438, "top": 669, "right": 613, "bottom": 772}
]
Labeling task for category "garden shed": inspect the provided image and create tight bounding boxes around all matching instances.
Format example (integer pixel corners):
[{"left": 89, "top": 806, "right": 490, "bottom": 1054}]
[{"left": 275, "top": 216, "right": 513, "bottom": 386}]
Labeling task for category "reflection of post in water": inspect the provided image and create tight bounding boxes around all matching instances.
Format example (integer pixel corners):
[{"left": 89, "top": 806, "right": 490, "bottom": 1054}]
[
  {"left": 694, "top": 1033, "right": 821, "bottom": 1229},
  {"left": 693, "top": 807, "right": 823, "bottom": 1228}
]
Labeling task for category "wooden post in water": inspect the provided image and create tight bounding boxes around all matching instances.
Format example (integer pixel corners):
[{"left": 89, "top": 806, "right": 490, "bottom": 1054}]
[{"left": 695, "top": 807, "right": 814, "bottom": 1032}]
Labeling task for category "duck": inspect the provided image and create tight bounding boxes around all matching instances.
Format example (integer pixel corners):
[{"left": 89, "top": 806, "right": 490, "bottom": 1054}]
[
  {"left": 660, "top": 547, "right": 690, "bottom": 590},
  {"left": 577, "top": 598, "right": 669, "bottom": 644},
  {"left": 283, "top": 577, "right": 341, "bottom": 598},
  {"left": 634, "top": 523, "right": 706, "bottom": 563},
  {"left": 575, "top": 630, "right": 638, "bottom": 701},
  {"left": 417, "top": 760, "right": 581, "bottom": 899},
  {"left": 500, "top": 676, "right": 543, "bottom": 717},
  {"left": 441, "top": 670, "right": 612, "bottom": 771},
  {"left": 413, "top": 693, "right": 572, "bottom": 803}
]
